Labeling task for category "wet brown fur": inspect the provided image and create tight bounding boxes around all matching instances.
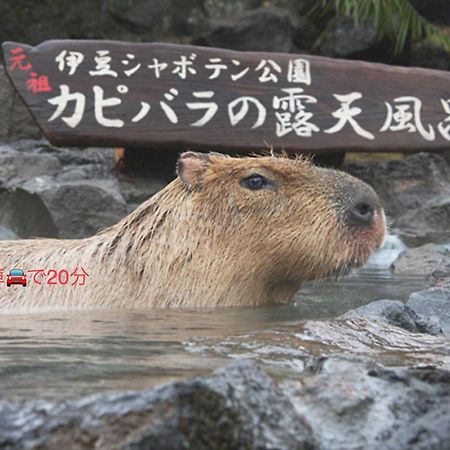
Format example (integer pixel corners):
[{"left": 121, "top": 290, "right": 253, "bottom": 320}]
[{"left": 0, "top": 152, "right": 385, "bottom": 312}]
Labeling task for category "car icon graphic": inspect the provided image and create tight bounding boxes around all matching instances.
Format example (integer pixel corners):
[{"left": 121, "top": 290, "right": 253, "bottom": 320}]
[{"left": 6, "top": 269, "right": 27, "bottom": 287}]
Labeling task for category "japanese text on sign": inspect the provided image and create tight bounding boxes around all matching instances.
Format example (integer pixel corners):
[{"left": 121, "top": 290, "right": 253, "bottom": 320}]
[{"left": 8, "top": 46, "right": 450, "bottom": 142}]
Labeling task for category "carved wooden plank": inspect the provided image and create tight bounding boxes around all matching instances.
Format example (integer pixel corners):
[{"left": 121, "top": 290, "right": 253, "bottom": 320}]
[{"left": 2, "top": 40, "right": 450, "bottom": 153}]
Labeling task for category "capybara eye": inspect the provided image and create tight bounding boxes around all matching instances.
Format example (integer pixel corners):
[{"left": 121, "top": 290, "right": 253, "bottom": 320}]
[
  {"left": 349, "top": 201, "right": 375, "bottom": 225},
  {"left": 241, "top": 174, "right": 267, "bottom": 190}
]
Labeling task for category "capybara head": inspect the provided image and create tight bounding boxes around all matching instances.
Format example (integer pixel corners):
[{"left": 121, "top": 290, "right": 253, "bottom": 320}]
[{"left": 175, "top": 151, "right": 385, "bottom": 302}]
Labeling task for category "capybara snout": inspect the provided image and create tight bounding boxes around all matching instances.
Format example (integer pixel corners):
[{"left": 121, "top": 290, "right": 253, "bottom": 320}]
[
  {"left": 315, "top": 165, "right": 386, "bottom": 271},
  {"left": 318, "top": 166, "right": 382, "bottom": 227},
  {"left": 0, "top": 151, "right": 386, "bottom": 311}
]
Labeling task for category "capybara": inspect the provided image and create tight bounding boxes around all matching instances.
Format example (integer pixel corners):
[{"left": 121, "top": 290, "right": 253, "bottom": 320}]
[{"left": 0, "top": 152, "right": 386, "bottom": 312}]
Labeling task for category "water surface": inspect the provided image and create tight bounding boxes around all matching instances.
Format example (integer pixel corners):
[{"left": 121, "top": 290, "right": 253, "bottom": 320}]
[{"left": 1, "top": 235, "right": 448, "bottom": 400}]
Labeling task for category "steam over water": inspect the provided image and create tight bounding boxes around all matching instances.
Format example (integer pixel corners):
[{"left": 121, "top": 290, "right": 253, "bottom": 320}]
[{"left": 0, "top": 235, "right": 447, "bottom": 400}]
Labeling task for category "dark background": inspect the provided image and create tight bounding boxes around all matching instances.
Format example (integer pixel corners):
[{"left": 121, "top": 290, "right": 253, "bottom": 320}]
[{"left": 1, "top": 0, "right": 449, "bottom": 70}]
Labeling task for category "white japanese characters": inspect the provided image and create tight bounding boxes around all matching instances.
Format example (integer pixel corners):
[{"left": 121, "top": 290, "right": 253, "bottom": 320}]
[
  {"left": 255, "top": 59, "right": 282, "bottom": 83},
  {"left": 55, "top": 50, "right": 84, "bottom": 75},
  {"left": 47, "top": 48, "right": 449, "bottom": 142},
  {"left": 273, "top": 88, "right": 318, "bottom": 137},
  {"left": 93, "top": 85, "right": 124, "bottom": 127},
  {"left": 228, "top": 96, "right": 266, "bottom": 129},
  {"left": 438, "top": 99, "right": 450, "bottom": 140},
  {"left": 147, "top": 58, "right": 167, "bottom": 78},
  {"left": 381, "top": 96, "right": 435, "bottom": 141},
  {"left": 287, "top": 59, "right": 311, "bottom": 85},
  {"left": 89, "top": 50, "right": 117, "bottom": 77},
  {"left": 121, "top": 54, "right": 141, "bottom": 77},
  {"left": 48, "top": 84, "right": 85, "bottom": 128},
  {"left": 187, "top": 91, "right": 218, "bottom": 127},
  {"left": 325, "top": 92, "right": 374, "bottom": 140},
  {"left": 173, "top": 54, "right": 197, "bottom": 79}
]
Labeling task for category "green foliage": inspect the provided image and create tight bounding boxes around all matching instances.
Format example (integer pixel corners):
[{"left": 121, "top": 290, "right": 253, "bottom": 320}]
[{"left": 314, "top": 0, "right": 450, "bottom": 54}]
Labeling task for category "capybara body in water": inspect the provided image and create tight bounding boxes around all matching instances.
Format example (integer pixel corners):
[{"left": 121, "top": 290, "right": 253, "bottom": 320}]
[{"left": 0, "top": 152, "right": 386, "bottom": 312}]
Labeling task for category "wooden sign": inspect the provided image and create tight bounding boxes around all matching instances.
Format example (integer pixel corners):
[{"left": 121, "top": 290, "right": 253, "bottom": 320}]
[{"left": 2, "top": 40, "right": 450, "bottom": 153}]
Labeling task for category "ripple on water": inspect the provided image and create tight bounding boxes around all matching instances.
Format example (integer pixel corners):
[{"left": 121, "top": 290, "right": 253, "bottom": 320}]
[{"left": 0, "top": 240, "right": 445, "bottom": 399}]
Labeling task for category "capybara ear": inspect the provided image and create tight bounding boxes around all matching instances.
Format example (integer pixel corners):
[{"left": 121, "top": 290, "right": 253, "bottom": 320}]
[{"left": 177, "top": 152, "right": 211, "bottom": 188}]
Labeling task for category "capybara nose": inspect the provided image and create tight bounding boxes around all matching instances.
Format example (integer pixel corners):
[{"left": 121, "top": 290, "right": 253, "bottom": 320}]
[{"left": 348, "top": 200, "right": 375, "bottom": 225}]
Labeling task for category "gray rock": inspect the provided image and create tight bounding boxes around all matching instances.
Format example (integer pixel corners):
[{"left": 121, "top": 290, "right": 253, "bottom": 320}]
[
  {"left": 0, "top": 144, "right": 62, "bottom": 188},
  {"left": 333, "top": 16, "right": 378, "bottom": 57},
  {"left": 407, "top": 286, "right": 450, "bottom": 334},
  {"left": 0, "top": 67, "right": 42, "bottom": 142},
  {"left": 0, "top": 225, "right": 18, "bottom": 240},
  {"left": 395, "top": 197, "right": 450, "bottom": 246},
  {"left": 18, "top": 141, "right": 116, "bottom": 176},
  {"left": 107, "top": 0, "right": 178, "bottom": 31},
  {"left": 104, "top": 0, "right": 209, "bottom": 41},
  {"left": 1, "top": 356, "right": 449, "bottom": 450},
  {"left": 48, "top": 145, "right": 114, "bottom": 167},
  {"left": 0, "top": 0, "right": 106, "bottom": 44},
  {"left": 0, "top": 140, "right": 127, "bottom": 238},
  {"left": 345, "top": 153, "right": 450, "bottom": 244},
  {"left": 392, "top": 243, "right": 450, "bottom": 277},
  {"left": 106, "top": 0, "right": 203, "bottom": 38},
  {"left": 195, "top": 7, "right": 295, "bottom": 53},
  {"left": 57, "top": 167, "right": 89, "bottom": 182},
  {"left": 0, "top": 187, "right": 57, "bottom": 239},
  {"left": 0, "top": 360, "right": 315, "bottom": 450},
  {"left": 0, "top": 0, "right": 307, "bottom": 51},
  {"left": 284, "top": 356, "right": 450, "bottom": 450},
  {"left": 344, "top": 299, "right": 443, "bottom": 335},
  {"left": 21, "top": 178, "right": 127, "bottom": 239},
  {"left": 203, "top": 0, "right": 262, "bottom": 21},
  {"left": 317, "top": 15, "right": 379, "bottom": 59},
  {"left": 0, "top": 0, "right": 218, "bottom": 44}
]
